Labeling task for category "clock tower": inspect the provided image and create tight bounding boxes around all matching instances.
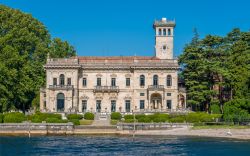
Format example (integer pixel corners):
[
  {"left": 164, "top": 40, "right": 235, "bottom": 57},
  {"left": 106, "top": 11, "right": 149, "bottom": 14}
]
[{"left": 153, "top": 17, "right": 176, "bottom": 59}]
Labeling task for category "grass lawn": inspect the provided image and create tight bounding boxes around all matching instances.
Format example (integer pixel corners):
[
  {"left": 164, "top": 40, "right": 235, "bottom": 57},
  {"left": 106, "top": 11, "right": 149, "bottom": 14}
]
[
  {"left": 79, "top": 120, "right": 93, "bottom": 125},
  {"left": 192, "top": 125, "right": 250, "bottom": 129},
  {"left": 110, "top": 120, "right": 118, "bottom": 125}
]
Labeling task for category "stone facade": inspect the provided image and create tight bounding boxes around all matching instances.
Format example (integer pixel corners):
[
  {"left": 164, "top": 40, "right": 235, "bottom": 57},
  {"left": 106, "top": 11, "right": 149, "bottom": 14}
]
[{"left": 40, "top": 18, "right": 186, "bottom": 113}]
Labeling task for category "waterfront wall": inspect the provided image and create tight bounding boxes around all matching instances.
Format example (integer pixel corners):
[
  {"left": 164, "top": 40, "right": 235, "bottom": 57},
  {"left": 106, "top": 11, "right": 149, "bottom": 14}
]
[
  {"left": 0, "top": 123, "right": 74, "bottom": 135},
  {"left": 117, "top": 123, "right": 192, "bottom": 130}
]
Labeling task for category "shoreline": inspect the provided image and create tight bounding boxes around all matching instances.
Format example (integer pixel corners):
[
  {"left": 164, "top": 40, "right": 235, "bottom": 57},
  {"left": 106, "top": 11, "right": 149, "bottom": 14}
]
[{"left": 1, "top": 127, "right": 250, "bottom": 140}]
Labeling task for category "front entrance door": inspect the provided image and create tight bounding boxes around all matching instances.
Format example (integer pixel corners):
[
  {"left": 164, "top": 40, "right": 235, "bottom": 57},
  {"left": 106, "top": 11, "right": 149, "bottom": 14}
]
[
  {"left": 151, "top": 93, "right": 162, "bottom": 110},
  {"left": 57, "top": 93, "right": 65, "bottom": 112}
]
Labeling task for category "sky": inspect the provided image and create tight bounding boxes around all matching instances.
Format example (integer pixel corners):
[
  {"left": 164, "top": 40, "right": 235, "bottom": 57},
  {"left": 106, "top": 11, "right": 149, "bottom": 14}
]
[{"left": 1, "top": 0, "right": 250, "bottom": 57}]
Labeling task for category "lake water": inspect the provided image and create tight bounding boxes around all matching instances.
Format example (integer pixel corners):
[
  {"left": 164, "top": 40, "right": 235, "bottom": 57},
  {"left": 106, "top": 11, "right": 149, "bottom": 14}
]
[{"left": 0, "top": 135, "right": 250, "bottom": 156}]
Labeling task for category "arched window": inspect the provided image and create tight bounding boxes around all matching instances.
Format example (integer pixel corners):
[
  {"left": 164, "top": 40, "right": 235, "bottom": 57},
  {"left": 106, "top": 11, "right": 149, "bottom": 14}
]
[
  {"left": 153, "top": 75, "right": 158, "bottom": 86},
  {"left": 140, "top": 75, "right": 145, "bottom": 86},
  {"left": 168, "top": 29, "right": 171, "bottom": 36},
  {"left": 158, "top": 29, "right": 162, "bottom": 36},
  {"left": 59, "top": 74, "right": 65, "bottom": 85},
  {"left": 167, "top": 75, "right": 172, "bottom": 86},
  {"left": 163, "top": 29, "right": 166, "bottom": 36}
]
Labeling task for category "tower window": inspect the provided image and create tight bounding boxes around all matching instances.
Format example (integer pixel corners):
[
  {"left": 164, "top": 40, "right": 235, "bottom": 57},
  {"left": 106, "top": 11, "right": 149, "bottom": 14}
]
[
  {"left": 163, "top": 29, "right": 167, "bottom": 36},
  {"left": 126, "top": 78, "right": 130, "bottom": 87},
  {"left": 53, "top": 78, "right": 57, "bottom": 85},
  {"left": 83, "top": 78, "right": 87, "bottom": 87},
  {"left": 153, "top": 75, "right": 158, "bottom": 86},
  {"left": 59, "top": 74, "right": 65, "bottom": 85},
  {"left": 163, "top": 45, "right": 167, "bottom": 50},
  {"left": 168, "top": 29, "right": 171, "bottom": 36},
  {"left": 167, "top": 75, "right": 172, "bottom": 86},
  {"left": 158, "top": 28, "right": 162, "bottom": 35},
  {"left": 140, "top": 75, "right": 145, "bottom": 86}
]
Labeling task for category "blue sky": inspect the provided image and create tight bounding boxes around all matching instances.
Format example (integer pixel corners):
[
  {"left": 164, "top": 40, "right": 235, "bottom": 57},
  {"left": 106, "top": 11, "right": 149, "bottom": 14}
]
[{"left": 1, "top": 0, "right": 250, "bottom": 57}]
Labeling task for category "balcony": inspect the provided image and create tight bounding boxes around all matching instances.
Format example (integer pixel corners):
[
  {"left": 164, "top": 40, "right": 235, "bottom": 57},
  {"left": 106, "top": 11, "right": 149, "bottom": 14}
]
[
  {"left": 93, "top": 86, "right": 119, "bottom": 93},
  {"left": 49, "top": 85, "right": 74, "bottom": 90},
  {"left": 148, "top": 85, "right": 164, "bottom": 91}
]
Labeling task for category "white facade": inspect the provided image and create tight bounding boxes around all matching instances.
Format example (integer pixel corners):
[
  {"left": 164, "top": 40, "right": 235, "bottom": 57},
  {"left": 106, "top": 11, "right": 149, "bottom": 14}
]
[{"left": 40, "top": 18, "right": 186, "bottom": 113}]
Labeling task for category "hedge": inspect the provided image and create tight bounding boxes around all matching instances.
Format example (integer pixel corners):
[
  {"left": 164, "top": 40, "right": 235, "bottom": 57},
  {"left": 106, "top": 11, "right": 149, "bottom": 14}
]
[
  {"left": 29, "top": 112, "right": 62, "bottom": 123},
  {"left": 0, "top": 113, "right": 4, "bottom": 123},
  {"left": 69, "top": 119, "right": 80, "bottom": 125},
  {"left": 67, "top": 114, "right": 83, "bottom": 120},
  {"left": 46, "top": 118, "right": 68, "bottom": 123},
  {"left": 124, "top": 115, "right": 134, "bottom": 120},
  {"left": 3, "top": 112, "right": 26, "bottom": 123},
  {"left": 111, "top": 112, "right": 122, "bottom": 120},
  {"left": 84, "top": 112, "right": 94, "bottom": 120},
  {"left": 124, "top": 119, "right": 135, "bottom": 123}
]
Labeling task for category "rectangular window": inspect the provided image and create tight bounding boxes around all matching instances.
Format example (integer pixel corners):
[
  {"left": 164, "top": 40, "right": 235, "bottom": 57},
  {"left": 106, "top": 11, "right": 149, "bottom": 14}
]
[
  {"left": 53, "top": 78, "right": 57, "bottom": 85},
  {"left": 111, "top": 78, "right": 116, "bottom": 86},
  {"left": 82, "top": 100, "right": 87, "bottom": 112},
  {"left": 43, "top": 101, "right": 46, "bottom": 108},
  {"left": 97, "top": 78, "right": 101, "bottom": 86},
  {"left": 67, "top": 78, "right": 71, "bottom": 85},
  {"left": 125, "top": 100, "right": 131, "bottom": 112},
  {"left": 96, "top": 100, "right": 101, "bottom": 112},
  {"left": 126, "top": 78, "right": 130, "bottom": 87},
  {"left": 140, "top": 100, "right": 145, "bottom": 109},
  {"left": 83, "top": 78, "right": 87, "bottom": 87},
  {"left": 167, "top": 100, "right": 172, "bottom": 109},
  {"left": 140, "top": 93, "right": 145, "bottom": 96},
  {"left": 111, "top": 100, "right": 116, "bottom": 112},
  {"left": 167, "top": 93, "right": 171, "bottom": 96}
]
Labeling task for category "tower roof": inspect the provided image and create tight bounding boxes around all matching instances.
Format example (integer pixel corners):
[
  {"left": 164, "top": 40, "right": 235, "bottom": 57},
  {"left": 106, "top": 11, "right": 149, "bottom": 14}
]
[{"left": 153, "top": 17, "right": 176, "bottom": 28}]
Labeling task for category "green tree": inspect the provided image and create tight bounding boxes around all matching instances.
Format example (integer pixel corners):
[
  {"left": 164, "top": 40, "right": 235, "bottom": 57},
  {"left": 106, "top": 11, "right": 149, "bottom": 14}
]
[
  {"left": 179, "top": 28, "right": 250, "bottom": 112},
  {"left": 0, "top": 5, "right": 76, "bottom": 112}
]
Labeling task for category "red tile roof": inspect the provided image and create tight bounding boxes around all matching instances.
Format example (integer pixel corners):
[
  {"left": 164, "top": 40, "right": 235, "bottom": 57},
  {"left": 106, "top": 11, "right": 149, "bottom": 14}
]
[{"left": 75, "top": 56, "right": 161, "bottom": 63}]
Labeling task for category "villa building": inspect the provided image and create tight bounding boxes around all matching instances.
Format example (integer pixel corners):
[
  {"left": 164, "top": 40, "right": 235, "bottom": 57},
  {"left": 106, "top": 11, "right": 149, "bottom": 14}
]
[{"left": 40, "top": 18, "right": 186, "bottom": 113}]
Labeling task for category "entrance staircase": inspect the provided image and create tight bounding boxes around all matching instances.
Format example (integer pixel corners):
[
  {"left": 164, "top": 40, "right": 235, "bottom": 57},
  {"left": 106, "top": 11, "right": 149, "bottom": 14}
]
[{"left": 92, "top": 113, "right": 110, "bottom": 126}]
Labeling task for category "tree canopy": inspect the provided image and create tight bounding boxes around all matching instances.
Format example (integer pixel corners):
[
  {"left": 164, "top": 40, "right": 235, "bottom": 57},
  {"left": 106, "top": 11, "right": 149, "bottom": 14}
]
[
  {"left": 179, "top": 28, "right": 250, "bottom": 115},
  {"left": 0, "top": 5, "right": 76, "bottom": 112}
]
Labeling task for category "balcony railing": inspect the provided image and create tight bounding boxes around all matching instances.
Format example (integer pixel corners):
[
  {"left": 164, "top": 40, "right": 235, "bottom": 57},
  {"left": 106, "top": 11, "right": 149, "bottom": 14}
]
[
  {"left": 148, "top": 85, "right": 164, "bottom": 91},
  {"left": 49, "top": 85, "right": 74, "bottom": 90},
  {"left": 93, "top": 86, "right": 119, "bottom": 93}
]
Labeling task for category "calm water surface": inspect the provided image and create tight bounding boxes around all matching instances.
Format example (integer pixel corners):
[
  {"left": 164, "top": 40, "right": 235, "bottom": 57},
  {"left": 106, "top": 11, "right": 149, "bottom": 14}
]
[{"left": 0, "top": 135, "right": 250, "bottom": 156}]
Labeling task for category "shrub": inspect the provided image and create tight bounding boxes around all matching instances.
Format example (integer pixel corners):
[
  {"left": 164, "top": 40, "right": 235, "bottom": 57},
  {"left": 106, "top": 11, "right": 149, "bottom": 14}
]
[
  {"left": 46, "top": 118, "right": 68, "bottom": 123},
  {"left": 0, "top": 113, "right": 4, "bottom": 123},
  {"left": 223, "top": 99, "right": 250, "bottom": 122},
  {"left": 67, "top": 114, "right": 83, "bottom": 120},
  {"left": 138, "top": 117, "right": 151, "bottom": 123},
  {"left": 30, "top": 112, "right": 62, "bottom": 123},
  {"left": 111, "top": 112, "right": 122, "bottom": 120},
  {"left": 111, "top": 120, "right": 118, "bottom": 125},
  {"left": 153, "top": 117, "right": 167, "bottom": 123},
  {"left": 84, "top": 112, "right": 94, "bottom": 120},
  {"left": 210, "top": 104, "right": 221, "bottom": 114},
  {"left": 3, "top": 112, "right": 26, "bottom": 123},
  {"left": 135, "top": 114, "right": 146, "bottom": 120},
  {"left": 124, "top": 115, "right": 133, "bottom": 120},
  {"left": 186, "top": 113, "right": 201, "bottom": 123},
  {"left": 169, "top": 116, "right": 185, "bottom": 123},
  {"left": 124, "top": 119, "right": 135, "bottom": 123},
  {"left": 69, "top": 119, "right": 80, "bottom": 125}
]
